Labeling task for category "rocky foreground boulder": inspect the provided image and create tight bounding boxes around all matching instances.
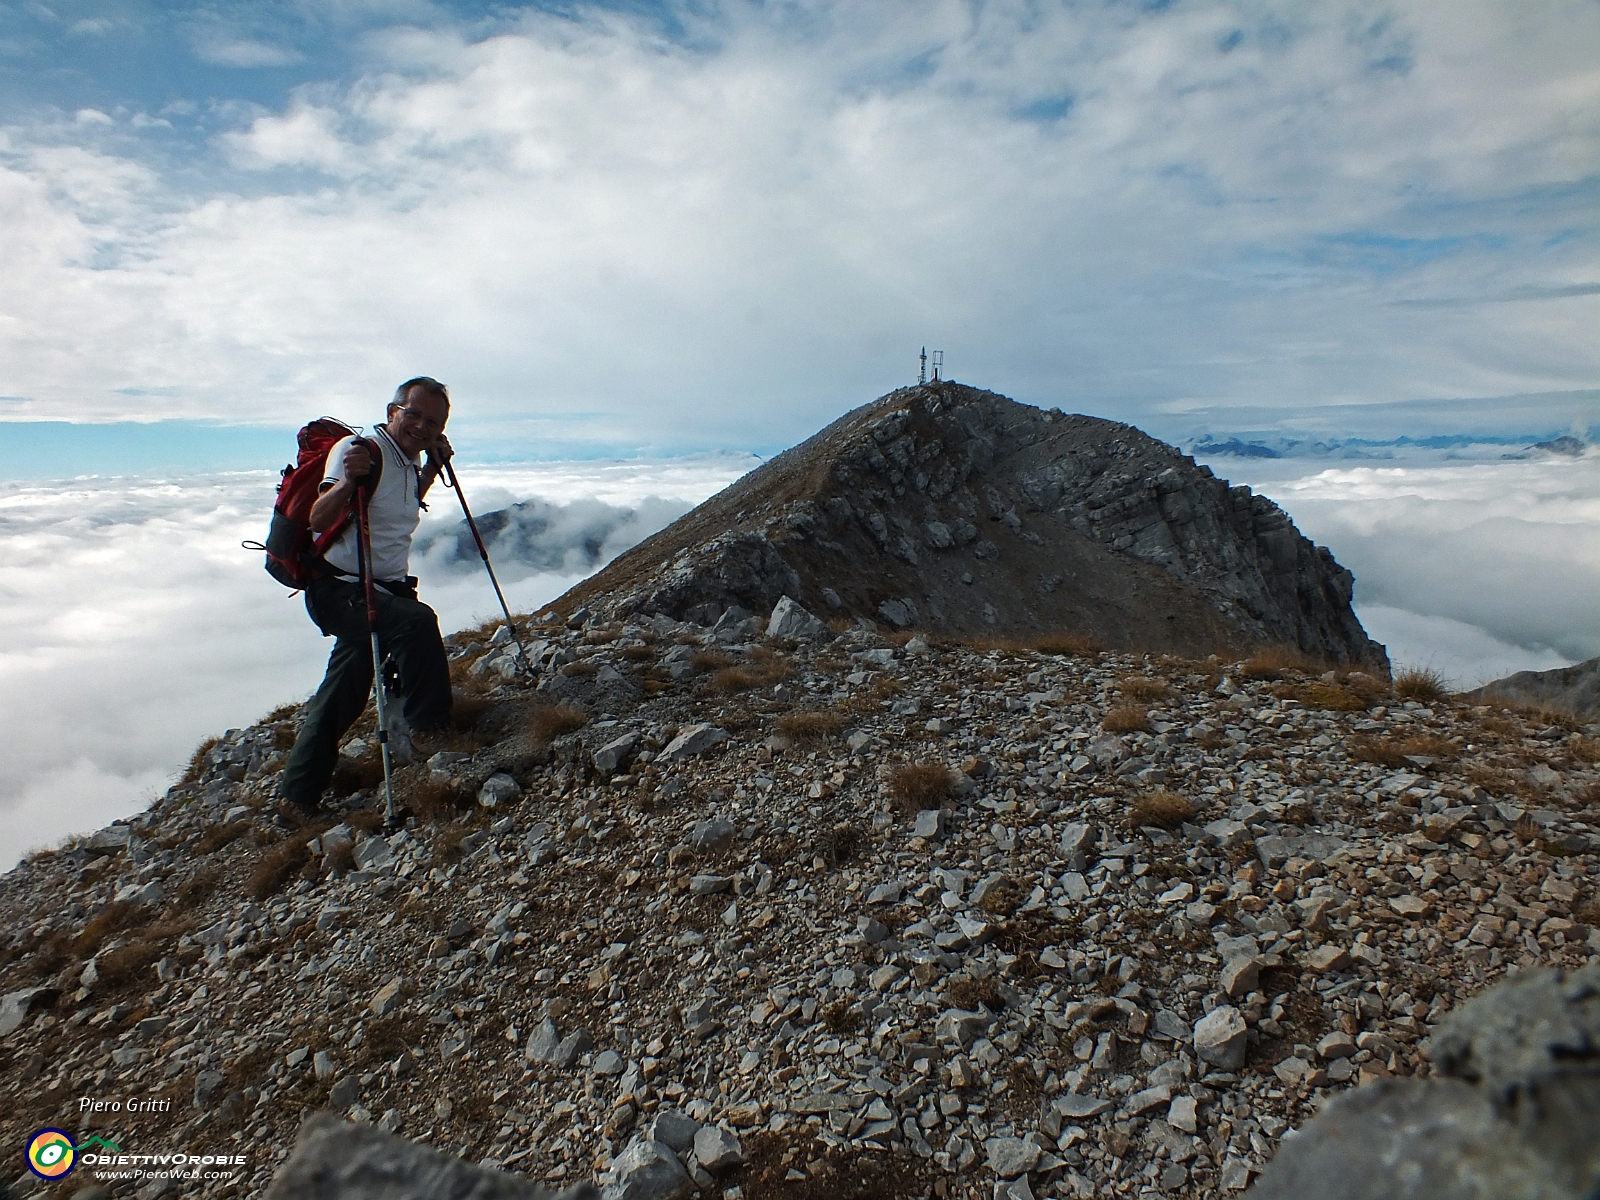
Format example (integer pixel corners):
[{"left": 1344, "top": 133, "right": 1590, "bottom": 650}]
[
  {"left": 551, "top": 382, "right": 1388, "bottom": 669},
  {"left": 4, "top": 602, "right": 1596, "bottom": 1198}
]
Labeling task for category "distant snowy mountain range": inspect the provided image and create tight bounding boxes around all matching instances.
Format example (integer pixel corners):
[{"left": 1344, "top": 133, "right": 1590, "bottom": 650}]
[{"left": 1185, "top": 432, "right": 1591, "bottom": 461}]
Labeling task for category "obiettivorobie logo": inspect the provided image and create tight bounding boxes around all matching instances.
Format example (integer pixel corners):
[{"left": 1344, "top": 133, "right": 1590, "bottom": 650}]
[
  {"left": 25, "top": 1128, "right": 246, "bottom": 1184},
  {"left": 26, "top": 1130, "right": 122, "bottom": 1179}
]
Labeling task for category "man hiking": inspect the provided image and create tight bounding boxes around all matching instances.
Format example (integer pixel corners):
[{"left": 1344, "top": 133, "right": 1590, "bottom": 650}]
[{"left": 277, "top": 377, "right": 455, "bottom": 823}]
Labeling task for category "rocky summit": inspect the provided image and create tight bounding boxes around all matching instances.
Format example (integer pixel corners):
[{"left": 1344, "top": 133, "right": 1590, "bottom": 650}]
[
  {"left": 2, "top": 598, "right": 1597, "bottom": 1199},
  {"left": 553, "top": 382, "right": 1387, "bottom": 669}
]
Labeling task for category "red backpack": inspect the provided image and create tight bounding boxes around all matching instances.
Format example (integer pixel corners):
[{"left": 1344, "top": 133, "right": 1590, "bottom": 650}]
[{"left": 252, "top": 418, "right": 381, "bottom": 590}]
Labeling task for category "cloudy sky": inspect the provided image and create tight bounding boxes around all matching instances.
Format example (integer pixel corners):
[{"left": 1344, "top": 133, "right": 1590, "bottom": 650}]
[
  {"left": 4, "top": 1, "right": 1600, "bottom": 861},
  {"left": 4, "top": 0, "right": 1598, "bottom": 456}
]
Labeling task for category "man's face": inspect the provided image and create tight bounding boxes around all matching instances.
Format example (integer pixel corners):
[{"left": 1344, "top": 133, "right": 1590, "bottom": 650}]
[{"left": 388, "top": 393, "right": 449, "bottom": 456}]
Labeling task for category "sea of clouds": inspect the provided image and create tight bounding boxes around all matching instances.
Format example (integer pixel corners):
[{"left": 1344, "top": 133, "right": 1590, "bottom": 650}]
[
  {"left": 0, "top": 454, "right": 754, "bottom": 868},
  {"left": 2, "top": 448, "right": 1596, "bottom": 866}
]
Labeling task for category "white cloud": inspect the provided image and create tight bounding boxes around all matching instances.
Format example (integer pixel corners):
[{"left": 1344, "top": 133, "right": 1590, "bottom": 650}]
[
  {"left": 0, "top": 0, "right": 1594, "bottom": 444},
  {"left": 1354, "top": 604, "right": 1571, "bottom": 690},
  {"left": 0, "top": 455, "right": 752, "bottom": 868},
  {"left": 193, "top": 36, "right": 305, "bottom": 68},
  {"left": 1208, "top": 452, "right": 1600, "bottom": 668}
]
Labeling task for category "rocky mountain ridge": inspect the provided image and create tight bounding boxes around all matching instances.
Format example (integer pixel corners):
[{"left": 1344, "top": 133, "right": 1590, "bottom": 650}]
[
  {"left": 552, "top": 382, "right": 1387, "bottom": 670},
  {"left": 1, "top": 597, "right": 1596, "bottom": 1198},
  {"left": 1465, "top": 656, "right": 1600, "bottom": 722}
]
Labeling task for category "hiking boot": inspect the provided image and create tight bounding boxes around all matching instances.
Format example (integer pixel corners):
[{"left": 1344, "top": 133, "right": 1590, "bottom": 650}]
[
  {"left": 273, "top": 799, "right": 320, "bottom": 830},
  {"left": 407, "top": 729, "right": 449, "bottom": 760}
]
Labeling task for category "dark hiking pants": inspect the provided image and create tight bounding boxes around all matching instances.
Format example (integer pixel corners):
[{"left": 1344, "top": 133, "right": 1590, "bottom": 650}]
[{"left": 280, "top": 575, "right": 451, "bottom": 808}]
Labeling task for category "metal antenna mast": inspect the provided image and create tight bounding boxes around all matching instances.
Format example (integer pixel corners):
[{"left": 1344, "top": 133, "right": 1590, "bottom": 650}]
[
  {"left": 932, "top": 350, "right": 943, "bottom": 382},
  {"left": 919, "top": 347, "right": 927, "bottom": 385}
]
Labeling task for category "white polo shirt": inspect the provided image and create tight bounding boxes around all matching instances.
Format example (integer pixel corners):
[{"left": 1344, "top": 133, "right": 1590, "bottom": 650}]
[{"left": 319, "top": 425, "right": 423, "bottom": 582}]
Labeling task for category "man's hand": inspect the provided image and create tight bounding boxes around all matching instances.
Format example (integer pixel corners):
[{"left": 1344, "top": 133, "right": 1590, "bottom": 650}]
[
  {"left": 425, "top": 432, "right": 453, "bottom": 471},
  {"left": 343, "top": 441, "right": 373, "bottom": 479}
]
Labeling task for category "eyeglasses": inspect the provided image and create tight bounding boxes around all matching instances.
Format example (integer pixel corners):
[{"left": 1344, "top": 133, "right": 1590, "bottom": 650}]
[{"left": 396, "top": 406, "right": 446, "bottom": 433}]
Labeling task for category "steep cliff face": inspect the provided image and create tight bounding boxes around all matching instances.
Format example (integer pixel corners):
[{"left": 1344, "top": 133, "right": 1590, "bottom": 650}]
[{"left": 555, "top": 382, "right": 1387, "bottom": 668}]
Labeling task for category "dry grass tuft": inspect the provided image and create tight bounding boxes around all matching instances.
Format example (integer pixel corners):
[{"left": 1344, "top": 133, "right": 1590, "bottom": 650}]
[
  {"left": 1102, "top": 704, "right": 1152, "bottom": 734},
  {"left": 1030, "top": 631, "right": 1103, "bottom": 657},
  {"left": 74, "top": 900, "right": 152, "bottom": 958},
  {"left": 561, "top": 659, "right": 598, "bottom": 677},
  {"left": 1241, "top": 646, "right": 1315, "bottom": 680},
  {"left": 192, "top": 820, "right": 252, "bottom": 856},
  {"left": 889, "top": 763, "right": 954, "bottom": 812},
  {"left": 690, "top": 649, "right": 733, "bottom": 671},
  {"left": 1127, "top": 791, "right": 1198, "bottom": 830},
  {"left": 1393, "top": 667, "right": 1448, "bottom": 701},
  {"left": 529, "top": 703, "right": 588, "bottom": 743},
  {"left": 175, "top": 866, "right": 222, "bottom": 908},
  {"left": 246, "top": 829, "right": 324, "bottom": 900},
  {"left": 329, "top": 753, "right": 386, "bottom": 797},
  {"left": 1120, "top": 676, "right": 1170, "bottom": 702},
  {"left": 822, "top": 1001, "right": 861, "bottom": 1034},
  {"left": 1286, "top": 682, "right": 1371, "bottom": 711},
  {"left": 620, "top": 644, "right": 654, "bottom": 663},
  {"left": 1569, "top": 737, "right": 1600, "bottom": 765},
  {"left": 405, "top": 778, "right": 472, "bottom": 825},
  {"left": 775, "top": 710, "right": 849, "bottom": 744},
  {"left": 816, "top": 823, "right": 863, "bottom": 866},
  {"left": 95, "top": 936, "right": 172, "bottom": 989},
  {"left": 709, "top": 650, "right": 791, "bottom": 695},
  {"left": 180, "top": 736, "right": 220, "bottom": 786},
  {"left": 1348, "top": 732, "right": 1459, "bottom": 769},
  {"left": 978, "top": 877, "right": 1023, "bottom": 917},
  {"left": 449, "top": 691, "right": 496, "bottom": 734},
  {"left": 946, "top": 976, "right": 1004, "bottom": 1012}
]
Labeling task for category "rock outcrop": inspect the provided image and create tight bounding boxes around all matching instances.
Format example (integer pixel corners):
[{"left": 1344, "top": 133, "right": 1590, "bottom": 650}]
[
  {"left": 265, "top": 1113, "right": 598, "bottom": 1199},
  {"left": 1246, "top": 964, "right": 1600, "bottom": 1200},
  {"left": 1464, "top": 657, "right": 1600, "bottom": 721},
  {"left": 552, "top": 382, "right": 1387, "bottom": 668}
]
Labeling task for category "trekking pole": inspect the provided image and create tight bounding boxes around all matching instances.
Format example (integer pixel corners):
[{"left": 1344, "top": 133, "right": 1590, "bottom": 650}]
[
  {"left": 354, "top": 485, "right": 399, "bottom": 826},
  {"left": 441, "top": 460, "right": 534, "bottom": 676}
]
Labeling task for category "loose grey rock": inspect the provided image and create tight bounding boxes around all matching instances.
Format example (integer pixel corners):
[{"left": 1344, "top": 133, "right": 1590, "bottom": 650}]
[
  {"left": 767, "top": 596, "right": 832, "bottom": 641},
  {"left": 593, "top": 734, "right": 641, "bottom": 775},
  {"left": 913, "top": 808, "right": 948, "bottom": 839},
  {"left": 478, "top": 772, "right": 521, "bottom": 808},
  {"left": 328, "top": 1075, "right": 361, "bottom": 1109},
  {"left": 688, "top": 816, "right": 736, "bottom": 854},
  {"left": 369, "top": 976, "right": 404, "bottom": 1018},
  {"left": 114, "top": 880, "right": 164, "bottom": 905},
  {"left": 0, "top": 992, "right": 54, "bottom": 1036},
  {"left": 691, "top": 1125, "right": 745, "bottom": 1171},
  {"left": 661, "top": 724, "right": 728, "bottom": 761},
  {"left": 194, "top": 1069, "right": 226, "bottom": 1108},
  {"left": 602, "top": 1137, "right": 692, "bottom": 1200},
  {"left": 986, "top": 1136, "right": 1042, "bottom": 1178},
  {"left": 1055, "top": 1094, "right": 1113, "bottom": 1119},
  {"left": 1194, "top": 1005, "right": 1248, "bottom": 1071},
  {"left": 352, "top": 837, "right": 395, "bottom": 871},
  {"left": 643, "top": 1110, "right": 701, "bottom": 1153}
]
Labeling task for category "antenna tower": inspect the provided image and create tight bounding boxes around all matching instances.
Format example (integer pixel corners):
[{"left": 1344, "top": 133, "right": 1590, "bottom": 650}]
[
  {"left": 919, "top": 347, "right": 927, "bottom": 385},
  {"left": 931, "top": 350, "right": 943, "bottom": 382}
]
